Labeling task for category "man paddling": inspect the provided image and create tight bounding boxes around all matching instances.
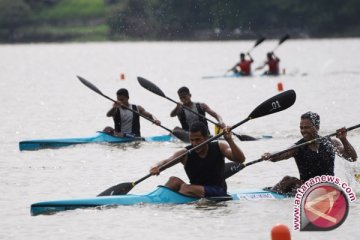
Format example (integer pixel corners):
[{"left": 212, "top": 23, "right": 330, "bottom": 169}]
[
  {"left": 256, "top": 52, "right": 280, "bottom": 75},
  {"left": 103, "top": 88, "right": 161, "bottom": 137},
  {"left": 170, "top": 86, "right": 225, "bottom": 134},
  {"left": 262, "top": 111, "right": 357, "bottom": 194},
  {"left": 229, "top": 52, "right": 254, "bottom": 76},
  {"left": 150, "top": 122, "right": 245, "bottom": 197}
]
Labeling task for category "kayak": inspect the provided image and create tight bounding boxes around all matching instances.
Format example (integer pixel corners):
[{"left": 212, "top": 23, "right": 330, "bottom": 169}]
[
  {"left": 202, "top": 72, "right": 246, "bottom": 79},
  {"left": 19, "top": 132, "right": 173, "bottom": 151},
  {"left": 202, "top": 71, "right": 293, "bottom": 79},
  {"left": 31, "top": 185, "right": 289, "bottom": 216}
]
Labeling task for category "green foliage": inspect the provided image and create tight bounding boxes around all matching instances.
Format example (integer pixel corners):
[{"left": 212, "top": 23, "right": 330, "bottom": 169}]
[
  {"left": 33, "top": 0, "right": 108, "bottom": 21},
  {"left": 0, "top": 0, "right": 31, "bottom": 29},
  {"left": 1, "top": 0, "right": 360, "bottom": 42}
]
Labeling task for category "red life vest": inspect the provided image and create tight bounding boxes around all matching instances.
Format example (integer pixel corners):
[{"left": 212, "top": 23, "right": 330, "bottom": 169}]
[
  {"left": 238, "top": 60, "right": 252, "bottom": 75},
  {"left": 267, "top": 58, "right": 279, "bottom": 74}
]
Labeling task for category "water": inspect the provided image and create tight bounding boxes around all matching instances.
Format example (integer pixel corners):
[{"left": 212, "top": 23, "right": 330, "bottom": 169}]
[{"left": 1, "top": 39, "right": 360, "bottom": 240}]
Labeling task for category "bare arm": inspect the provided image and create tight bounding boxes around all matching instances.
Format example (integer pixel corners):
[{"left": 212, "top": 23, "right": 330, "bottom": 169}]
[
  {"left": 219, "top": 127, "right": 245, "bottom": 163},
  {"left": 247, "top": 53, "right": 254, "bottom": 63},
  {"left": 170, "top": 104, "right": 182, "bottom": 117},
  {"left": 255, "top": 62, "right": 266, "bottom": 70},
  {"left": 228, "top": 63, "right": 239, "bottom": 72},
  {"left": 138, "top": 105, "right": 161, "bottom": 125},
  {"left": 201, "top": 103, "right": 225, "bottom": 128},
  {"left": 332, "top": 127, "right": 357, "bottom": 162},
  {"left": 262, "top": 147, "right": 297, "bottom": 162},
  {"left": 106, "top": 101, "right": 121, "bottom": 117},
  {"left": 150, "top": 149, "right": 188, "bottom": 175}
]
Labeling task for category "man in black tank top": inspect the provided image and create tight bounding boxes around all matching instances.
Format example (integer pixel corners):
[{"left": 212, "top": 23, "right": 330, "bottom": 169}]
[
  {"left": 262, "top": 111, "right": 357, "bottom": 194},
  {"left": 170, "top": 87, "right": 226, "bottom": 135},
  {"left": 150, "top": 122, "right": 246, "bottom": 198},
  {"left": 103, "top": 88, "right": 161, "bottom": 137}
]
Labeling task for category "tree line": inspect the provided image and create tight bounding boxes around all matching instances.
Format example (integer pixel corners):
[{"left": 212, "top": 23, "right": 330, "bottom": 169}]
[{"left": 1, "top": 0, "right": 359, "bottom": 42}]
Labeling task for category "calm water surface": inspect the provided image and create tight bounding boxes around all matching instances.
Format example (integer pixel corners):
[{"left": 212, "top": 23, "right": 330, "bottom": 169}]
[{"left": 1, "top": 39, "right": 360, "bottom": 240}]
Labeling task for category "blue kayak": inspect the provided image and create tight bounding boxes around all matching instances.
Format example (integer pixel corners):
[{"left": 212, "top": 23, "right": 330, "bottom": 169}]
[
  {"left": 202, "top": 72, "right": 245, "bottom": 79},
  {"left": 19, "top": 132, "right": 173, "bottom": 151},
  {"left": 31, "top": 186, "right": 289, "bottom": 216}
]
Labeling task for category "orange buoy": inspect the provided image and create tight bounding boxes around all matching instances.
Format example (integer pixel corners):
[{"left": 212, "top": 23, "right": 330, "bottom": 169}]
[
  {"left": 271, "top": 224, "right": 291, "bottom": 240},
  {"left": 277, "top": 82, "right": 283, "bottom": 92},
  {"left": 120, "top": 73, "right": 125, "bottom": 80}
]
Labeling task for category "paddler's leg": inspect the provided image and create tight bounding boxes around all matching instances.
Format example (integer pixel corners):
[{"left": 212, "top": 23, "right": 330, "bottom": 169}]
[
  {"left": 164, "top": 176, "right": 186, "bottom": 192},
  {"left": 178, "top": 185, "right": 226, "bottom": 198},
  {"left": 271, "top": 176, "right": 302, "bottom": 194},
  {"left": 178, "top": 184, "right": 205, "bottom": 198},
  {"left": 103, "top": 126, "right": 125, "bottom": 137},
  {"left": 103, "top": 126, "right": 114, "bottom": 135}
]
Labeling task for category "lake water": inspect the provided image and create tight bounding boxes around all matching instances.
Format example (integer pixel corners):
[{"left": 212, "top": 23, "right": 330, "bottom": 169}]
[{"left": 1, "top": 39, "right": 360, "bottom": 240}]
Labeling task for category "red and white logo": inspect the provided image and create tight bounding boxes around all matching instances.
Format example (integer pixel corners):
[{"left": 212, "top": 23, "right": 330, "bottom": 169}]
[
  {"left": 302, "top": 184, "right": 348, "bottom": 230},
  {"left": 293, "top": 176, "right": 355, "bottom": 231}
]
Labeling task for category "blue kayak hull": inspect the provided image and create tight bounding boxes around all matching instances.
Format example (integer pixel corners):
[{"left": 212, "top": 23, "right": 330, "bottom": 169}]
[
  {"left": 31, "top": 186, "right": 288, "bottom": 216},
  {"left": 202, "top": 72, "right": 245, "bottom": 79},
  {"left": 19, "top": 132, "right": 173, "bottom": 151}
]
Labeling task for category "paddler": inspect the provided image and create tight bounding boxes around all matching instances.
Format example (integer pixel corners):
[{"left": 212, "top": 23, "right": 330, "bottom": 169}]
[
  {"left": 256, "top": 52, "right": 280, "bottom": 75},
  {"left": 170, "top": 86, "right": 225, "bottom": 134},
  {"left": 103, "top": 88, "right": 161, "bottom": 137},
  {"left": 228, "top": 52, "right": 254, "bottom": 76},
  {"left": 150, "top": 122, "right": 246, "bottom": 197},
  {"left": 262, "top": 111, "right": 357, "bottom": 194}
]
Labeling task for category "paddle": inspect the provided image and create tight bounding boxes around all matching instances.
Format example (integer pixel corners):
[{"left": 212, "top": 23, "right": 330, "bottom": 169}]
[
  {"left": 137, "top": 76, "right": 258, "bottom": 141},
  {"left": 97, "top": 89, "right": 296, "bottom": 196},
  {"left": 271, "top": 34, "right": 290, "bottom": 52},
  {"left": 77, "top": 76, "right": 188, "bottom": 142},
  {"left": 226, "top": 37, "right": 266, "bottom": 75},
  {"left": 255, "top": 34, "right": 290, "bottom": 73},
  {"left": 224, "top": 123, "right": 360, "bottom": 179},
  {"left": 247, "top": 36, "right": 266, "bottom": 54}
]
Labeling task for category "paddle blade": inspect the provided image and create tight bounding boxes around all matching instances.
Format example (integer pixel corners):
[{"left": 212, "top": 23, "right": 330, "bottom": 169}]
[
  {"left": 77, "top": 76, "right": 104, "bottom": 96},
  {"left": 254, "top": 37, "right": 266, "bottom": 47},
  {"left": 224, "top": 159, "right": 264, "bottom": 179},
  {"left": 137, "top": 77, "right": 166, "bottom": 97},
  {"left": 224, "top": 162, "right": 245, "bottom": 179},
  {"left": 172, "top": 128, "right": 190, "bottom": 143},
  {"left": 235, "top": 134, "right": 258, "bottom": 141},
  {"left": 97, "top": 182, "right": 134, "bottom": 196},
  {"left": 279, "top": 34, "right": 290, "bottom": 45},
  {"left": 248, "top": 89, "right": 296, "bottom": 120}
]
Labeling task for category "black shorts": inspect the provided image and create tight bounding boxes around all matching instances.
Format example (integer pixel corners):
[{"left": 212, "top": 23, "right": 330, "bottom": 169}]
[{"left": 204, "top": 185, "right": 227, "bottom": 197}]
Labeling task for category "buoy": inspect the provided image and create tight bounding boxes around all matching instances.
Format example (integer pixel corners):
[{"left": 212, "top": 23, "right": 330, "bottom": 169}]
[
  {"left": 120, "top": 73, "right": 125, "bottom": 80},
  {"left": 277, "top": 82, "right": 283, "bottom": 92},
  {"left": 271, "top": 224, "right": 291, "bottom": 240}
]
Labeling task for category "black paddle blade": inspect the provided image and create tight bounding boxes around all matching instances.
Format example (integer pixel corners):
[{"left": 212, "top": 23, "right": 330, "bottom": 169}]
[
  {"left": 234, "top": 134, "right": 258, "bottom": 141},
  {"left": 254, "top": 37, "right": 266, "bottom": 47},
  {"left": 224, "top": 162, "right": 245, "bottom": 179},
  {"left": 248, "top": 89, "right": 296, "bottom": 120},
  {"left": 172, "top": 128, "right": 190, "bottom": 143},
  {"left": 224, "top": 159, "right": 264, "bottom": 179},
  {"left": 97, "top": 182, "right": 134, "bottom": 196},
  {"left": 137, "top": 77, "right": 166, "bottom": 97},
  {"left": 77, "top": 76, "right": 103, "bottom": 96},
  {"left": 279, "top": 34, "right": 290, "bottom": 45}
]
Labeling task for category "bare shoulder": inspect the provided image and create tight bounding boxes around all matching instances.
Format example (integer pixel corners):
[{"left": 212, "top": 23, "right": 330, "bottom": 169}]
[
  {"left": 200, "top": 102, "right": 209, "bottom": 109},
  {"left": 218, "top": 141, "right": 229, "bottom": 151},
  {"left": 137, "top": 105, "right": 145, "bottom": 112}
]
